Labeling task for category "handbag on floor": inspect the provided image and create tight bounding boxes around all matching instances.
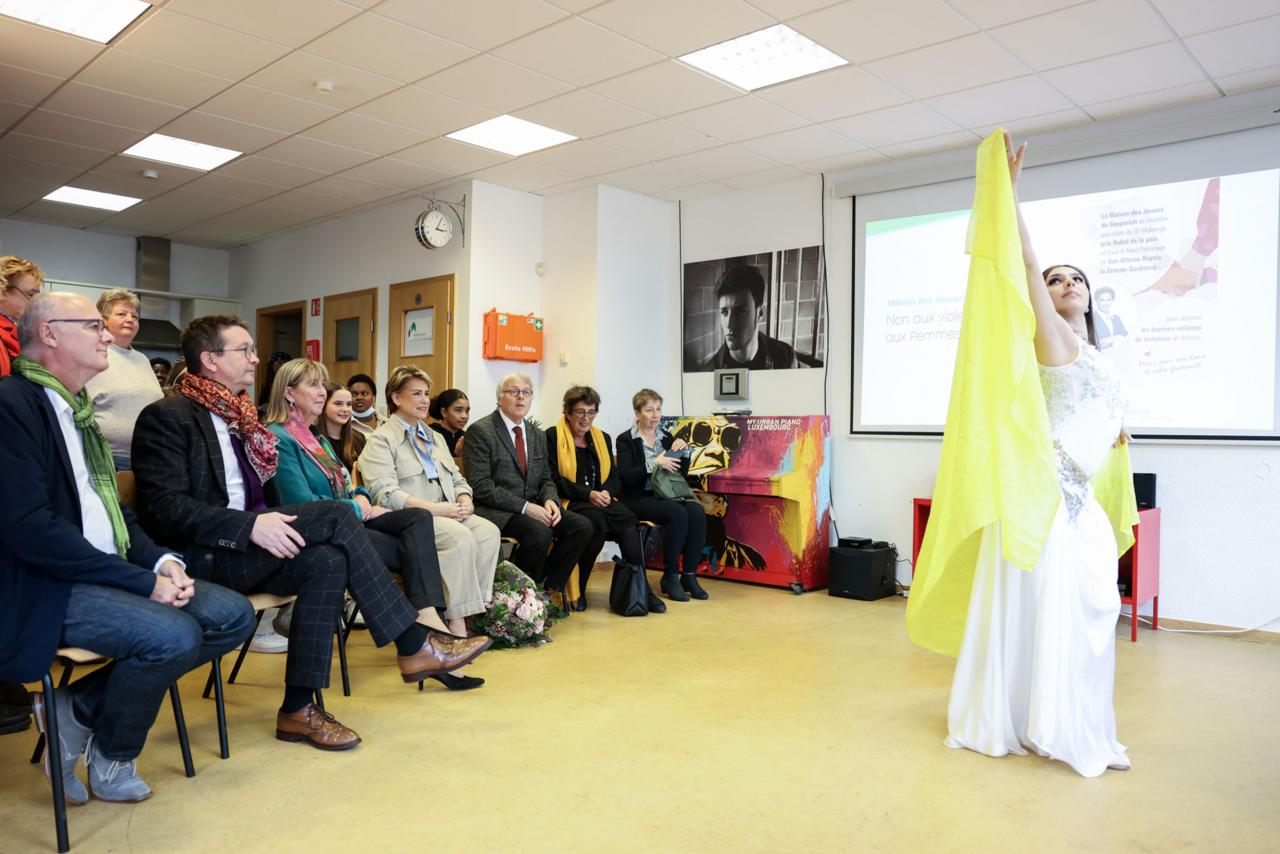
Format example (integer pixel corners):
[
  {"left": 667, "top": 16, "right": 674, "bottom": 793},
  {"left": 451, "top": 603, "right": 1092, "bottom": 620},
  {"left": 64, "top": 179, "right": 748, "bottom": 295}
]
[{"left": 608, "top": 557, "right": 649, "bottom": 617}]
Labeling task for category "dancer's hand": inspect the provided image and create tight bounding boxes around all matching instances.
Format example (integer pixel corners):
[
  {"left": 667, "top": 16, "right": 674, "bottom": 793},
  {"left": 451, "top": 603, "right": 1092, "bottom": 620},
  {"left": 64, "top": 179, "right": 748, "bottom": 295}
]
[
  {"left": 1114, "top": 428, "right": 1131, "bottom": 447},
  {"left": 1004, "top": 130, "right": 1027, "bottom": 187}
]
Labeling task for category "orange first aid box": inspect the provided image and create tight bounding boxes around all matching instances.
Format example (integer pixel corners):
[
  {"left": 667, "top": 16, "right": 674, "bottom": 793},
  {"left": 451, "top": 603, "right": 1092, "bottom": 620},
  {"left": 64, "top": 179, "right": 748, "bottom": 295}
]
[{"left": 482, "top": 309, "right": 544, "bottom": 362}]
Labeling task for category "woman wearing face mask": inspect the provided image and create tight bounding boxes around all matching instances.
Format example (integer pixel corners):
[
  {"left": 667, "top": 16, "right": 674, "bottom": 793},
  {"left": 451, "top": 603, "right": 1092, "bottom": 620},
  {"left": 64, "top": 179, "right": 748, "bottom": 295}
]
[
  {"left": 346, "top": 373, "right": 385, "bottom": 437},
  {"left": 428, "top": 388, "right": 470, "bottom": 459},
  {"left": 85, "top": 288, "right": 163, "bottom": 471},
  {"left": 263, "top": 360, "right": 487, "bottom": 689}
]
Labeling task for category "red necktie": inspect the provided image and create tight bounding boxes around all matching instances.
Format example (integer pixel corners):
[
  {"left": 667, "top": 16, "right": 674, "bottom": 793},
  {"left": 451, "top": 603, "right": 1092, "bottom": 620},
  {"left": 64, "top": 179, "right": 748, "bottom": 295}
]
[{"left": 513, "top": 425, "right": 527, "bottom": 476}]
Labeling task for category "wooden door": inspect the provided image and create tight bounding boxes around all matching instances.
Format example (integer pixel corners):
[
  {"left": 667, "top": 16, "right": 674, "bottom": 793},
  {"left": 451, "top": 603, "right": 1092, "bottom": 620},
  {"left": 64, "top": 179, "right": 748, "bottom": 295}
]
[
  {"left": 323, "top": 288, "right": 377, "bottom": 389},
  {"left": 389, "top": 275, "right": 454, "bottom": 390},
  {"left": 255, "top": 300, "right": 305, "bottom": 394}
]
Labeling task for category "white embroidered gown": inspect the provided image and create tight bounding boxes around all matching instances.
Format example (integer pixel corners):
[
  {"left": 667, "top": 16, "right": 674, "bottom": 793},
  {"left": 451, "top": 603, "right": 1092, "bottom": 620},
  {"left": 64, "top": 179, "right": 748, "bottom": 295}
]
[{"left": 945, "top": 342, "right": 1130, "bottom": 777}]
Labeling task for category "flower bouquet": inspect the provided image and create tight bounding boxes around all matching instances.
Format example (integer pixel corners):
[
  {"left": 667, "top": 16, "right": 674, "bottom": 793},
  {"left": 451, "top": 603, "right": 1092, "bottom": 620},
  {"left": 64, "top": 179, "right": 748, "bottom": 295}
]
[{"left": 474, "top": 560, "right": 555, "bottom": 649}]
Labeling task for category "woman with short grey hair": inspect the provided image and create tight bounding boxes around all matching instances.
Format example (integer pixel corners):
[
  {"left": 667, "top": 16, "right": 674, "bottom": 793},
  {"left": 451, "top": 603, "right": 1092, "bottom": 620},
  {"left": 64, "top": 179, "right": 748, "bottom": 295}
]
[{"left": 85, "top": 288, "right": 162, "bottom": 470}]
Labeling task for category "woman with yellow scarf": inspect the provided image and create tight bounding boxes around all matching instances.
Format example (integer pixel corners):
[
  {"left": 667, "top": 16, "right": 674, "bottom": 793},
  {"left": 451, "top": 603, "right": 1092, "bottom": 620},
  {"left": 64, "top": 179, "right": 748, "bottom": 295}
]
[{"left": 545, "top": 386, "right": 663, "bottom": 614}]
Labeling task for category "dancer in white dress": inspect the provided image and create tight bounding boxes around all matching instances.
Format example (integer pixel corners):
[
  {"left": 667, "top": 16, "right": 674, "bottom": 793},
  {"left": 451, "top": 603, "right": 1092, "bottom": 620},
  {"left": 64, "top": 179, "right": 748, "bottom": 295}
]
[{"left": 944, "top": 134, "right": 1131, "bottom": 777}]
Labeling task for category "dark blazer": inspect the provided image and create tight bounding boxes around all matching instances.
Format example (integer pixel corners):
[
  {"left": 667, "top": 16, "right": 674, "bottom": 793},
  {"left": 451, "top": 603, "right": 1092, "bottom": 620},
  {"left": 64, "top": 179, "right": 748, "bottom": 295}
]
[
  {"left": 462, "top": 409, "right": 557, "bottom": 528},
  {"left": 131, "top": 394, "right": 259, "bottom": 558},
  {"left": 545, "top": 425, "right": 622, "bottom": 502},
  {"left": 615, "top": 428, "right": 694, "bottom": 501},
  {"left": 0, "top": 375, "right": 164, "bottom": 682}
]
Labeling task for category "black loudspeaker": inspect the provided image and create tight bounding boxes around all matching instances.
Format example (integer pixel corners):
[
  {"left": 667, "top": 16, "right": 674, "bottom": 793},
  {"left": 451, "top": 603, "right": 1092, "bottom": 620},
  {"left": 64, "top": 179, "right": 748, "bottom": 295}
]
[
  {"left": 829, "top": 544, "right": 896, "bottom": 601},
  {"left": 1133, "top": 472, "right": 1156, "bottom": 509}
]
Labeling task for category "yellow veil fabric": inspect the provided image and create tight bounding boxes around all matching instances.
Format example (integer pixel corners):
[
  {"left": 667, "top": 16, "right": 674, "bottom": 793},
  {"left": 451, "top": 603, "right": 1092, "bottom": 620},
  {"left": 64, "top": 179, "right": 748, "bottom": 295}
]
[{"left": 905, "top": 129, "right": 1140, "bottom": 657}]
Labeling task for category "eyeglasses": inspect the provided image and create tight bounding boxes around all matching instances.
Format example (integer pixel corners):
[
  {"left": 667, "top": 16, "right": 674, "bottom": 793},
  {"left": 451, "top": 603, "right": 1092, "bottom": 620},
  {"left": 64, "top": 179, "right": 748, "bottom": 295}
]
[
  {"left": 570, "top": 408, "right": 597, "bottom": 418},
  {"left": 11, "top": 285, "right": 41, "bottom": 301},
  {"left": 209, "top": 345, "right": 258, "bottom": 358},
  {"left": 47, "top": 318, "right": 106, "bottom": 334},
  {"left": 503, "top": 388, "right": 533, "bottom": 399}
]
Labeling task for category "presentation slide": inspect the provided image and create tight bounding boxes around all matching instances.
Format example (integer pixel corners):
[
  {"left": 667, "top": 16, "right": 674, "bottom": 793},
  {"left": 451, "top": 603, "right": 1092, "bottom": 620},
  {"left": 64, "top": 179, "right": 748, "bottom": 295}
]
[{"left": 858, "top": 168, "right": 1280, "bottom": 436}]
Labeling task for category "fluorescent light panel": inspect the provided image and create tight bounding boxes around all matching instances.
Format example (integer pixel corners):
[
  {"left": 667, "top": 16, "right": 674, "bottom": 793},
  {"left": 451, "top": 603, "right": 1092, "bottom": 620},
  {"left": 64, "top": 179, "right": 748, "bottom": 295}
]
[
  {"left": 679, "top": 24, "right": 847, "bottom": 91},
  {"left": 0, "top": 0, "right": 149, "bottom": 43},
  {"left": 446, "top": 115, "right": 576, "bottom": 157},
  {"left": 123, "top": 133, "right": 241, "bottom": 171},
  {"left": 44, "top": 186, "right": 140, "bottom": 211}
]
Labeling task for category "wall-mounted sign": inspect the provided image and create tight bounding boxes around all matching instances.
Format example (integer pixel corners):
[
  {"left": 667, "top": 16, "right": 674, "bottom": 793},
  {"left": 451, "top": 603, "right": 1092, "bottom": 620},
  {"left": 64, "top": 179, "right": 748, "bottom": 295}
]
[
  {"left": 310, "top": 297, "right": 320, "bottom": 317},
  {"left": 404, "top": 307, "right": 434, "bottom": 357}
]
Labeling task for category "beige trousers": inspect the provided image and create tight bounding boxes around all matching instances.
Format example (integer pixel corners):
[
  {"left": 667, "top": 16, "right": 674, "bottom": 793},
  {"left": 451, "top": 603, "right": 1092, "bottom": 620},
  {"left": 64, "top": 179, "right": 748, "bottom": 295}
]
[{"left": 414, "top": 480, "right": 500, "bottom": 618}]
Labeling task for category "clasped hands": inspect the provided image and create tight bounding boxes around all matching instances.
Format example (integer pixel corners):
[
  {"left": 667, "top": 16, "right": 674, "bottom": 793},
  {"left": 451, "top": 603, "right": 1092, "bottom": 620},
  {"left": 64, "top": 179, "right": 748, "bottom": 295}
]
[
  {"left": 524, "top": 498, "right": 563, "bottom": 527},
  {"left": 152, "top": 560, "right": 195, "bottom": 608}
]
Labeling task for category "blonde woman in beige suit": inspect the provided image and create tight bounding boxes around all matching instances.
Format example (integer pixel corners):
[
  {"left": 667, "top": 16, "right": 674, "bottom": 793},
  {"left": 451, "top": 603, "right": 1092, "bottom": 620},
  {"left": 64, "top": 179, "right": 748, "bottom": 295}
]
[{"left": 359, "top": 366, "right": 500, "bottom": 640}]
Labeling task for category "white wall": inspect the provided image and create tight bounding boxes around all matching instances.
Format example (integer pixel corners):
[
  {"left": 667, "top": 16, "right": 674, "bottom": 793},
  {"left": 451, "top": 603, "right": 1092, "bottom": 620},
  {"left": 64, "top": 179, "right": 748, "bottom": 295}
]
[
  {"left": 541, "top": 186, "right": 598, "bottom": 421},
  {"left": 0, "top": 217, "right": 229, "bottom": 296}
]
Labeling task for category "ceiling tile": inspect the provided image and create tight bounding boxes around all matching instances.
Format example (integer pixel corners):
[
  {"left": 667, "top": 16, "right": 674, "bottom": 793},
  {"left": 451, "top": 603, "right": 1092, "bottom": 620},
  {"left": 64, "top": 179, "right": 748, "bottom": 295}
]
[
  {"left": 271, "top": 175, "right": 402, "bottom": 212},
  {"left": 92, "top": 154, "right": 207, "bottom": 189},
  {"left": 200, "top": 84, "right": 341, "bottom": 134},
  {"left": 736, "top": 125, "right": 862, "bottom": 162},
  {"left": 755, "top": 65, "right": 910, "bottom": 122},
  {"left": 542, "top": 178, "right": 606, "bottom": 197},
  {"left": 255, "top": 136, "right": 372, "bottom": 172},
  {"left": 216, "top": 155, "right": 328, "bottom": 188},
  {"left": 0, "top": 100, "right": 29, "bottom": 133},
  {"left": 163, "top": 0, "right": 363, "bottom": 47},
  {"left": 593, "top": 120, "right": 721, "bottom": 159},
  {"left": 0, "top": 157, "right": 79, "bottom": 216},
  {"left": 661, "top": 145, "right": 781, "bottom": 180},
  {"left": 514, "top": 89, "right": 653, "bottom": 139},
  {"left": 13, "top": 200, "right": 117, "bottom": 229},
  {"left": 1214, "top": 63, "right": 1280, "bottom": 95},
  {"left": 75, "top": 52, "right": 233, "bottom": 109},
  {"left": 12, "top": 110, "right": 145, "bottom": 152},
  {"left": 990, "top": 0, "right": 1172, "bottom": 72},
  {"left": 877, "top": 129, "right": 980, "bottom": 158},
  {"left": 1184, "top": 13, "right": 1280, "bottom": 78},
  {"left": 668, "top": 97, "right": 808, "bottom": 143},
  {"left": 945, "top": 0, "right": 1088, "bottom": 28},
  {"left": 418, "top": 55, "right": 573, "bottom": 113},
  {"left": 584, "top": 0, "right": 774, "bottom": 56},
  {"left": 353, "top": 87, "right": 496, "bottom": 136},
  {"left": 94, "top": 188, "right": 249, "bottom": 235},
  {"left": 1150, "top": 0, "right": 1280, "bottom": 37},
  {"left": 863, "top": 34, "right": 1028, "bottom": 99},
  {"left": 0, "top": 133, "right": 111, "bottom": 170},
  {"left": 39, "top": 82, "right": 183, "bottom": 132},
  {"left": 159, "top": 111, "right": 288, "bottom": 154},
  {"left": 823, "top": 102, "right": 960, "bottom": 147},
  {"left": 0, "top": 63, "right": 65, "bottom": 106},
  {"left": 598, "top": 162, "right": 701, "bottom": 193},
  {"left": 589, "top": 61, "right": 743, "bottom": 117},
  {"left": 545, "top": 0, "right": 609, "bottom": 10},
  {"left": 0, "top": 17, "right": 101, "bottom": 78},
  {"left": 72, "top": 170, "right": 188, "bottom": 201},
  {"left": 492, "top": 17, "right": 664, "bottom": 87},
  {"left": 473, "top": 159, "right": 577, "bottom": 192},
  {"left": 300, "top": 113, "right": 430, "bottom": 157},
  {"left": 178, "top": 172, "right": 285, "bottom": 203},
  {"left": 247, "top": 52, "right": 403, "bottom": 111},
  {"left": 655, "top": 180, "right": 734, "bottom": 201},
  {"left": 923, "top": 76, "right": 1075, "bottom": 128},
  {"left": 392, "top": 138, "right": 511, "bottom": 175},
  {"left": 721, "top": 165, "right": 807, "bottom": 189},
  {"left": 340, "top": 158, "right": 454, "bottom": 190},
  {"left": 116, "top": 9, "right": 290, "bottom": 80},
  {"left": 1042, "top": 41, "right": 1207, "bottom": 104},
  {"left": 525, "top": 141, "right": 644, "bottom": 176},
  {"left": 973, "top": 107, "right": 1093, "bottom": 138},
  {"left": 303, "top": 13, "right": 478, "bottom": 83},
  {"left": 376, "top": 0, "right": 569, "bottom": 50},
  {"left": 793, "top": 149, "right": 890, "bottom": 174},
  {"left": 168, "top": 203, "right": 312, "bottom": 245},
  {"left": 1083, "top": 81, "right": 1220, "bottom": 119},
  {"left": 789, "top": 0, "right": 976, "bottom": 64}
]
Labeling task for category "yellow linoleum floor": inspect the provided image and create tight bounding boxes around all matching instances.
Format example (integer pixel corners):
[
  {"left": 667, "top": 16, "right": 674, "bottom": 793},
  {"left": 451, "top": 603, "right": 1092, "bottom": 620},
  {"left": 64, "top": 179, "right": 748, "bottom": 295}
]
[{"left": 2, "top": 569, "right": 1278, "bottom": 854}]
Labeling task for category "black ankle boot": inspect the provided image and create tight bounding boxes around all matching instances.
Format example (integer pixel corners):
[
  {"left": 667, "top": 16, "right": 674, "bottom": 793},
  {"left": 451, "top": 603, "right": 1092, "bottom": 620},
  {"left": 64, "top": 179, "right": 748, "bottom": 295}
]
[
  {"left": 681, "top": 573, "right": 709, "bottom": 600},
  {"left": 661, "top": 573, "right": 690, "bottom": 602},
  {"left": 647, "top": 587, "right": 667, "bottom": 613}
]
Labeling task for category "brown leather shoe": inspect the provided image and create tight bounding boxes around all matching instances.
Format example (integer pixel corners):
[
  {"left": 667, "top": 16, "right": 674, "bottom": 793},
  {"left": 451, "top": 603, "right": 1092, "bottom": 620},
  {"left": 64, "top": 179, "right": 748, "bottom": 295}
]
[
  {"left": 275, "top": 704, "right": 360, "bottom": 751},
  {"left": 398, "top": 630, "right": 493, "bottom": 683}
]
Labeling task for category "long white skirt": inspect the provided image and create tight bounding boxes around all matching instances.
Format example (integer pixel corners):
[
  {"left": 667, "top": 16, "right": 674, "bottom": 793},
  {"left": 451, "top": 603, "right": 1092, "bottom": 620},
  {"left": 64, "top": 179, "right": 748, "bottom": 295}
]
[{"left": 945, "top": 498, "right": 1129, "bottom": 777}]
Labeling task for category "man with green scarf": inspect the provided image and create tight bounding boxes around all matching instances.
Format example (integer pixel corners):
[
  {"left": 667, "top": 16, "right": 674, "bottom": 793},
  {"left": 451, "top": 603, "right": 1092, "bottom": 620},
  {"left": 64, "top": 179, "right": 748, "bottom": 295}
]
[{"left": 0, "top": 293, "right": 255, "bottom": 805}]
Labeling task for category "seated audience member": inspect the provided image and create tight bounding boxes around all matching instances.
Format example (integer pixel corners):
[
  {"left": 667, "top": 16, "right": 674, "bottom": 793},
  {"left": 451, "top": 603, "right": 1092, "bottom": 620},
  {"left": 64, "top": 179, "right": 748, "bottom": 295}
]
[
  {"left": 0, "top": 254, "right": 44, "bottom": 378},
  {"left": 263, "top": 361, "right": 469, "bottom": 653},
  {"left": 700, "top": 265, "right": 800, "bottom": 370},
  {"left": 360, "top": 367, "right": 500, "bottom": 641},
  {"left": 132, "top": 316, "right": 490, "bottom": 750},
  {"left": 428, "top": 388, "right": 470, "bottom": 458},
  {"left": 347, "top": 373, "right": 385, "bottom": 437},
  {"left": 320, "top": 381, "right": 366, "bottom": 473},
  {"left": 616, "top": 389, "right": 709, "bottom": 601},
  {"left": 0, "top": 293, "right": 255, "bottom": 802},
  {"left": 85, "top": 289, "right": 164, "bottom": 471},
  {"left": 163, "top": 359, "right": 187, "bottom": 393},
  {"left": 256, "top": 351, "right": 291, "bottom": 414},
  {"left": 546, "top": 386, "right": 663, "bottom": 612},
  {"left": 463, "top": 373, "right": 592, "bottom": 597},
  {"left": 150, "top": 357, "right": 172, "bottom": 386}
]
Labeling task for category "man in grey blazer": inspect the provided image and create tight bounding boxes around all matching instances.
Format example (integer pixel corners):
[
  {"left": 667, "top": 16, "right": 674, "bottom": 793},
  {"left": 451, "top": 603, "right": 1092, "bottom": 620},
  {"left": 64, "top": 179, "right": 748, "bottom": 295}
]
[{"left": 463, "top": 372, "right": 591, "bottom": 592}]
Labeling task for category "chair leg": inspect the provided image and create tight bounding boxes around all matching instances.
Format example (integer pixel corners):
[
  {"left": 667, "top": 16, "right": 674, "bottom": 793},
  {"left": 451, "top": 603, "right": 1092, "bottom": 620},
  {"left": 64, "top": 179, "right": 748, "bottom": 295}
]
[
  {"left": 30, "top": 731, "right": 45, "bottom": 765},
  {"left": 169, "top": 685, "right": 195, "bottom": 779},
  {"left": 227, "top": 611, "right": 264, "bottom": 685},
  {"left": 313, "top": 689, "right": 324, "bottom": 712},
  {"left": 43, "top": 674, "right": 70, "bottom": 853},
  {"left": 33, "top": 661, "right": 79, "bottom": 765},
  {"left": 1152, "top": 595, "right": 1159, "bottom": 630},
  {"left": 336, "top": 624, "right": 351, "bottom": 697},
  {"left": 210, "top": 659, "right": 229, "bottom": 760},
  {"left": 57, "top": 663, "right": 75, "bottom": 689}
]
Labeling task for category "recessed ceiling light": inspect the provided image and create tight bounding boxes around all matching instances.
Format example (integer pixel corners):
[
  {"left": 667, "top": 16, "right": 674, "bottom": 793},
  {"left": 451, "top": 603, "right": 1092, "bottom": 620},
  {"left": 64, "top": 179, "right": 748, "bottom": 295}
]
[
  {"left": 446, "top": 115, "right": 576, "bottom": 157},
  {"left": 0, "top": 0, "right": 150, "bottom": 43},
  {"left": 679, "top": 24, "right": 847, "bottom": 91},
  {"left": 123, "top": 133, "right": 242, "bottom": 171},
  {"left": 43, "top": 186, "right": 141, "bottom": 211}
]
